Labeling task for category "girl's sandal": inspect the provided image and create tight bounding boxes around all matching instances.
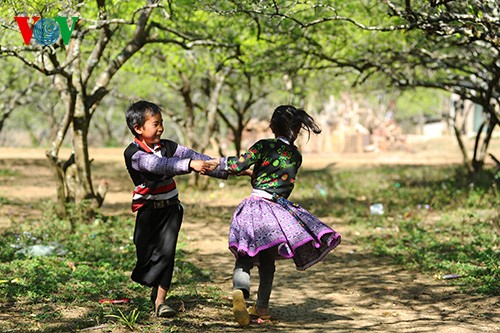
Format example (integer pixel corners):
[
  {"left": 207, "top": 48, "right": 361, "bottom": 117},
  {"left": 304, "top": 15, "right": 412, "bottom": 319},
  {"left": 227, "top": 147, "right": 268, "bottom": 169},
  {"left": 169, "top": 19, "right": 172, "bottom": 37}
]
[
  {"left": 248, "top": 304, "right": 271, "bottom": 320},
  {"left": 232, "top": 290, "right": 250, "bottom": 326}
]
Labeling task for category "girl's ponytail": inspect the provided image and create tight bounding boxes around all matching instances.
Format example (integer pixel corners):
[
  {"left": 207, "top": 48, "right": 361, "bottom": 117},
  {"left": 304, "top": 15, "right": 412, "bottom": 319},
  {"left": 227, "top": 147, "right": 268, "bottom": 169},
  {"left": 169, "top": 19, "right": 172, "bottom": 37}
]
[
  {"left": 270, "top": 105, "right": 321, "bottom": 142},
  {"left": 295, "top": 108, "right": 321, "bottom": 141}
]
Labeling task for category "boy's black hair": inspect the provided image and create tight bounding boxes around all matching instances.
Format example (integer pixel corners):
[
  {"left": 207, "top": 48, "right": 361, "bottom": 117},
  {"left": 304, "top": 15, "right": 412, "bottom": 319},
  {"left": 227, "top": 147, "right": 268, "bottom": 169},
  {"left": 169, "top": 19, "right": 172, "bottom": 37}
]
[
  {"left": 270, "top": 105, "right": 321, "bottom": 141},
  {"left": 126, "top": 100, "right": 162, "bottom": 137}
]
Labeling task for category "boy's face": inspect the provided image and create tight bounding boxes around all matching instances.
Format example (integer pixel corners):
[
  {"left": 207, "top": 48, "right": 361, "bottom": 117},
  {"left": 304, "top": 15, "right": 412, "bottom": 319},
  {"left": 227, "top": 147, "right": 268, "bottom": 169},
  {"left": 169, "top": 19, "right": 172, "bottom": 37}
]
[{"left": 134, "top": 112, "right": 164, "bottom": 147}]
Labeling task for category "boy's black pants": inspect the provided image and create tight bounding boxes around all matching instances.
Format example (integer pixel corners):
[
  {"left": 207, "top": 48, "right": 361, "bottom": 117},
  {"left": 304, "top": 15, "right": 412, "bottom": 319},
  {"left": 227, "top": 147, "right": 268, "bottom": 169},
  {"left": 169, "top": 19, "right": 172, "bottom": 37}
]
[{"left": 131, "top": 203, "right": 183, "bottom": 289}]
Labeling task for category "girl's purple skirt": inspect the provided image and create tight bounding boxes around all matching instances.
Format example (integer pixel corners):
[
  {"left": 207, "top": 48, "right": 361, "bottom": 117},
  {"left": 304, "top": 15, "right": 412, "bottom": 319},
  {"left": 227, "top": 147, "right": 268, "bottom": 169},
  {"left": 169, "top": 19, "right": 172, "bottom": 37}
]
[{"left": 229, "top": 195, "right": 341, "bottom": 270}]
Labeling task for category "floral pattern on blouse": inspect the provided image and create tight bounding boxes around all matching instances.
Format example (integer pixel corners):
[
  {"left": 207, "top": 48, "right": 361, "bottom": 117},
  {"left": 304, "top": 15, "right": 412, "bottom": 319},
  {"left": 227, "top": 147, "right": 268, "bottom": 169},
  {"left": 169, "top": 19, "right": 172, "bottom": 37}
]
[{"left": 227, "top": 138, "right": 302, "bottom": 198}]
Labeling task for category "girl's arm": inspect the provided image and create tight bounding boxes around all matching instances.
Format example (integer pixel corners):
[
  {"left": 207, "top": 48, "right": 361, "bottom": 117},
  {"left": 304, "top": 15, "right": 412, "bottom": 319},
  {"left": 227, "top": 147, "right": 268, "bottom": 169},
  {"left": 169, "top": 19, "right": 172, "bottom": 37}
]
[
  {"left": 223, "top": 141, "right": 262, "bottom": 174},
  {"left": 237, "top": 169, "right": 253, "bottom": 177}
]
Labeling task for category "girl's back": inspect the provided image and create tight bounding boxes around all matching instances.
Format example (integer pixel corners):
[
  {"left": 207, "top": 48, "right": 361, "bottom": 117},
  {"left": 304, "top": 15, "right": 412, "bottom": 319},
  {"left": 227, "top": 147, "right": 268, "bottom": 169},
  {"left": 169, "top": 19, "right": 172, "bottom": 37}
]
[{"left": 250, "top": 138, "right": 302, "bottom": 198}]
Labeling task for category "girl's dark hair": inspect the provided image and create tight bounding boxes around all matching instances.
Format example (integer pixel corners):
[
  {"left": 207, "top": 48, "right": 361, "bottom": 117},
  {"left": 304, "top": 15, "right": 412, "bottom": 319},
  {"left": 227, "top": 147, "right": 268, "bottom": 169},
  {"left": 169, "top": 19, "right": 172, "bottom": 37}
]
[
  {"left": 125, "top": 100, "right": 162, "bottom": 137},
  {"left": 270, "top": 105, "right": 321, "bottom": 141}
]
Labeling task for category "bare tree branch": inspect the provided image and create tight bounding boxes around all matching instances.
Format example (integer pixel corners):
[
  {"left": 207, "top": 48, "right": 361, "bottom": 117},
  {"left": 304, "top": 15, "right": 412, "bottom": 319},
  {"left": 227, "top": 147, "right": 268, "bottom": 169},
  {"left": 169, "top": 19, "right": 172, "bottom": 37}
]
[{"left": 88, "top": 0, "right": 160, "bottom": 107}]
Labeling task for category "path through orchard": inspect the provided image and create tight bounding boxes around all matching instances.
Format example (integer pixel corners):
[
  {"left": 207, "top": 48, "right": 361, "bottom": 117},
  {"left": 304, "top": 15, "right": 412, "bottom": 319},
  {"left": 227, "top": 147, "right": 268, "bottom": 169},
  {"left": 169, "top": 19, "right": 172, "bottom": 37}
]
[{"left": 180, "top": 206, "right": 498, "bottom": 333}]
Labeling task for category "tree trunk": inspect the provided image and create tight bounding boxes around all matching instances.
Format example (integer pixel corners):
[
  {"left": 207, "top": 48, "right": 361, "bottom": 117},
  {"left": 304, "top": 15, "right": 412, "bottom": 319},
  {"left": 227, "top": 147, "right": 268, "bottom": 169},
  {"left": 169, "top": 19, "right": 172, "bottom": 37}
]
[
  {"left": 46, "top": 84, "right": 107, "bottom": 219},
  {"left": 452, "top": 122, "right": 473, "bottom": 174},
  {"left": 46, "top": 73, "right": 75, "bottom": 217},
  {"left": 200, "top": 70, "right": 228, "bottom": 153},
  {"left": 472, "top": 116, "right": 498, "bottom": 174},
  {"left": 72, "top": 98, "right": 94, "bottom": 202},
  {"left": 235, "top": 125, "right": 243, "bottom": 155},
  {"left": 179, "top": 73, "right": 198, "bottom": 149},
  {"left": 46, "top": 154, "right": 69, "bottom": 217}
]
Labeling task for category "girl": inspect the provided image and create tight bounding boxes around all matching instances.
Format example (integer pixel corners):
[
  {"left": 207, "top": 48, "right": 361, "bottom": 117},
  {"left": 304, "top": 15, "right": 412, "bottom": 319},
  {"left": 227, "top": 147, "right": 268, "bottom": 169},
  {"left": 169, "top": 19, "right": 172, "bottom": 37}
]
[{"left": 222, "top": 105, "right": 341, "bottom": 326}]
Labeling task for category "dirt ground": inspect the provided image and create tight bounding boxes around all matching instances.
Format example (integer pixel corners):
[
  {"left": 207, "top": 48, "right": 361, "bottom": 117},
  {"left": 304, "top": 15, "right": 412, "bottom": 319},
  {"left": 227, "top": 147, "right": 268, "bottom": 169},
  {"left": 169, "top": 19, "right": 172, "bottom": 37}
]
[{"left": 0, "top": 135, "right": 499, "bottom": 332}]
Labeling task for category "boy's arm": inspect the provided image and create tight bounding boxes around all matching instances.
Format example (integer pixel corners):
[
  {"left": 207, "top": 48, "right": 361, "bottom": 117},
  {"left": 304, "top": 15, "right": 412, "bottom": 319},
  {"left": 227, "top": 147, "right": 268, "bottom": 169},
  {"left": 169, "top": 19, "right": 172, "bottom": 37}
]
[{"left": 131, "top": 150, "right": 192, "bottom": 176}]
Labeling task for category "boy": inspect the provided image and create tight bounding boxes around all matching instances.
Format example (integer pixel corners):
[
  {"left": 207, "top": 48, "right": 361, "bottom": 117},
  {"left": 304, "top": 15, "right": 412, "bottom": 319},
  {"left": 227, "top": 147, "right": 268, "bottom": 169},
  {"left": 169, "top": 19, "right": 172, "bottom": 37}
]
[{"left": 124, "top": 100, "right": 227, "bottom": 317}]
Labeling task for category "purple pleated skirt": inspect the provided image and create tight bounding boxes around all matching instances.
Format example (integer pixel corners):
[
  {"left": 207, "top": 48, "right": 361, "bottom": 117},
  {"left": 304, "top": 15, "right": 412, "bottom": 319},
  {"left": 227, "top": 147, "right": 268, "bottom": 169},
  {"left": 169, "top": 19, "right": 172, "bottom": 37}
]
[{"left": 229, "top": 195, "right": 341, "bottom": 270}]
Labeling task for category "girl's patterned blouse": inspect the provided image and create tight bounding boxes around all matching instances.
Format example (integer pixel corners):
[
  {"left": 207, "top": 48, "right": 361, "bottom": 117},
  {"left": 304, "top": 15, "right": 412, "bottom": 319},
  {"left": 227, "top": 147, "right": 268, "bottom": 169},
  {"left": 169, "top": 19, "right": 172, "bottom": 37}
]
[{"left": 227, "top": 138, "right": 302, "bottom": 198}]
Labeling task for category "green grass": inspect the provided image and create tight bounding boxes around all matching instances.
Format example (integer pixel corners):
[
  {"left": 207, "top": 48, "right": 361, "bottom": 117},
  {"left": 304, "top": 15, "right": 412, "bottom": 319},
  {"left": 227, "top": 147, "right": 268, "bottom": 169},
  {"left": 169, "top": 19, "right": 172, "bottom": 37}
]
[
  {"left": 0, "top": 168, "right": 20, "bottom": 177},
  {"left": 0, "top": 209, "right": 224, "bottom": 332},
  {"left": 0, "top": 164, "right": 498, "bottom": 331},
  {"left": 294, "top": 165, "right": 499, "bottom": 295}
]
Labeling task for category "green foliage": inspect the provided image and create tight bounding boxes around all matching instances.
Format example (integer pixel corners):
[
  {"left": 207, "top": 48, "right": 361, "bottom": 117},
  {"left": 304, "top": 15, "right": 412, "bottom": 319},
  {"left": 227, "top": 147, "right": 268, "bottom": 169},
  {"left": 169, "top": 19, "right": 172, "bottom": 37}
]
[
  {"left": 1, "top": 0, "right": 466, "bottom": 150},
  {"left": 394, "top": 88, "right": 450, "bottom": 119},
  {"left": 106, "top": 307, "right": 141, "bottom": 331}
]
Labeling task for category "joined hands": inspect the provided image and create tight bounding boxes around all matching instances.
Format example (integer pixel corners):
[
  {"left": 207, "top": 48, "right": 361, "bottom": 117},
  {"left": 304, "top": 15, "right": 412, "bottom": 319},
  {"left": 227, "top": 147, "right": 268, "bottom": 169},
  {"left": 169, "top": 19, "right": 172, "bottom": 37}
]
[{"left": 190, "top": 159, "right": 220, "bottom": 174}]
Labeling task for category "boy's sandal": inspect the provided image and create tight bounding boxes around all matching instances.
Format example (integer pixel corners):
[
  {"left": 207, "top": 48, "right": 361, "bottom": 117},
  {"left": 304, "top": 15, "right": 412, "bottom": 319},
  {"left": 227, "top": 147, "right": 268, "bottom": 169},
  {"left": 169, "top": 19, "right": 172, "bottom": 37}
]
[
  {"left": 156, "top": 303, "right": 176, "bottom": 318},
  {"left": 248, "top": 304, "right": 271, "bottom": 320}
]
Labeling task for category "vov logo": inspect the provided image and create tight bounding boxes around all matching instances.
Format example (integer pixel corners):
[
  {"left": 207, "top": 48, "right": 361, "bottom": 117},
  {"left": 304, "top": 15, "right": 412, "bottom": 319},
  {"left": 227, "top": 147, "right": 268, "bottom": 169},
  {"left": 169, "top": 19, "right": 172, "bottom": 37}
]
[{"left": 15, "top": 16, "right": 79, "bottom": 46}]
